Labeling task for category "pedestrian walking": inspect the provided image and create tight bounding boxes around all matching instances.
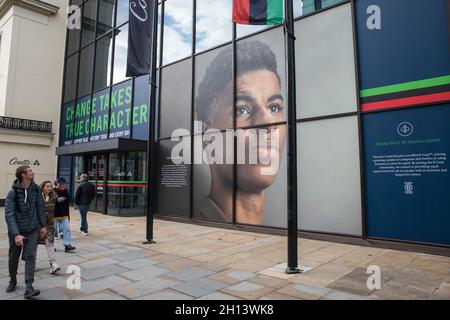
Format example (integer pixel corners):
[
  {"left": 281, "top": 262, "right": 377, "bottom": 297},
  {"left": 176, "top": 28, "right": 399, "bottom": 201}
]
[
  {"left": 74, "top": 174, "right": 95, "bottom": 236},
  {"left": 4, "top": 166, "right": 47, "bottom": 299},
  {"left": 53, "top": 177, "right": 76, "bottom": 253},
  {"left": 40, "top": 180, "right": 62, "bottom": 274}
]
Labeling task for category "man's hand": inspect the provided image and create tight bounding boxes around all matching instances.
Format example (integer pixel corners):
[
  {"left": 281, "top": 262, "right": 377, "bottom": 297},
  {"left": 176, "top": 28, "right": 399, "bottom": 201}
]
[
  {"left": 15, "top": 235, "right": 26, "bottom": 247},
  {"left": 57, "top": 197, "right": 67, "bottom": 203},
  {"left": 39, "top": 227, "right": 47, "bottom": 239}
]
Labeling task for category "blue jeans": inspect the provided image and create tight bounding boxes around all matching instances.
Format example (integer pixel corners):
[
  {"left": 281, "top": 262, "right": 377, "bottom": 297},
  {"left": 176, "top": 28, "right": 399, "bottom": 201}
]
[
  {"left": 78, "top": 205, "right": 89, "bottom": 233},
  {"left": 55, "top": 219, "right": 72, "bottom": 247}
]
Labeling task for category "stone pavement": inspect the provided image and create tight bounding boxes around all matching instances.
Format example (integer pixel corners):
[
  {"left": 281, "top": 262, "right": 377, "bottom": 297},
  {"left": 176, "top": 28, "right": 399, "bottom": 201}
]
[{"left": 0, "top": 208, "right": 449, "bottom": 300}]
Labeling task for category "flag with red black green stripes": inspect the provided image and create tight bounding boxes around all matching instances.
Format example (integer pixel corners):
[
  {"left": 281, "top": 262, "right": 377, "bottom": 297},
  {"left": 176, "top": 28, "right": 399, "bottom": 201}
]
[{"left": 233, "top": 0, "right": 284, "bottom": 25}]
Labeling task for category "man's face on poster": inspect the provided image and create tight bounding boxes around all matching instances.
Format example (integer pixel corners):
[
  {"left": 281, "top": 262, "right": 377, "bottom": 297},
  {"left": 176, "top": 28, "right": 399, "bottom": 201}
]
[{"left": 206, "top": 69, "right": 286, "bottom": 193}]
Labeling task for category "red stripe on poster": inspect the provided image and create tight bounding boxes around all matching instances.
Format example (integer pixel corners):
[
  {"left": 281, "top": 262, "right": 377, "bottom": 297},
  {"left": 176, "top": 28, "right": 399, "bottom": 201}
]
[{"left": 361, "top": 91, "right": 450, "bottom": 111}]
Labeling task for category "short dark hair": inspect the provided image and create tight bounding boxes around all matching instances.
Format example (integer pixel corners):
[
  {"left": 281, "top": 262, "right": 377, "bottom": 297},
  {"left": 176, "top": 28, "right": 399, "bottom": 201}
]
[
  {"left": 196, "top": 40, "right": 281, "bottom": 122},
  {"left": 15, "top": 166, "right": 30, "bottom": 182}
]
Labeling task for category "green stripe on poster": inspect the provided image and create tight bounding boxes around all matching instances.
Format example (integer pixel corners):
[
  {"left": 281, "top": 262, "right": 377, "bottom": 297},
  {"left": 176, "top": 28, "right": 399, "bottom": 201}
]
[
  {"left": 267, "top": 0, "right": 283, "bottom": 24},
  {"left": 360, "top": 75, "right": 450, "bottom": 98}
]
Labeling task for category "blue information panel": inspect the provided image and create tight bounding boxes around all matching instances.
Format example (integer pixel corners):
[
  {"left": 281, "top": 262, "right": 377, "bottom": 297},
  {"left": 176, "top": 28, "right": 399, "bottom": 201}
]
[{"left": 363, "top": 104, "right": 450, "bottom": 245}]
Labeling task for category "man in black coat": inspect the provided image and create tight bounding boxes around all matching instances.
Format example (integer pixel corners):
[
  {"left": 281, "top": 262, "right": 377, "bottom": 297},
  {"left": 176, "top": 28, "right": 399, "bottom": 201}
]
[
  {"left": 75, "top": 174, "right": 95, "bottom": 236},
  {"left": 4, "top": 166, "right": 47, "bottom": 298}
]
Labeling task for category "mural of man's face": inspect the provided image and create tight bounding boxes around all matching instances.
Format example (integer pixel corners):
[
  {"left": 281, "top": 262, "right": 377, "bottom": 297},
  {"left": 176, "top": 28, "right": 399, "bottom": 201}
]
[{"left": 206, "top": 69, "right": 286, "bottom": 194}]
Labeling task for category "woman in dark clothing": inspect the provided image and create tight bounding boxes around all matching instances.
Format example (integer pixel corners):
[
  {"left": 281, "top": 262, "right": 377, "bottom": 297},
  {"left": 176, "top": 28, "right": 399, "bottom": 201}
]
[
  {"left": 54, "top": 177, "right": 76, "bottom": 252},
  {"left": 40, "top": 181, "right": 62, "bottom": 274}
]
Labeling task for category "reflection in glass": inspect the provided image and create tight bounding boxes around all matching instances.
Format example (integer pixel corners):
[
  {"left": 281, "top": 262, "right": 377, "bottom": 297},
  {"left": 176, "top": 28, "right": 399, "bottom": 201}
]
[
  {"left": 77, "top": 44, "right": 95, "bottom": 97},
  {"left": 195, "top": 0, "right": 232, "bottom": 52},
  {"left": 116, "top": 0, "right": 129, "bottom": 27},
  {"left": 236, "top": 24, "right": 270, "bottom": 39},
  {"left": 66, "top": 21, "right": 81, "bottom": 56},
  {"left": 97, "top": 0, "right": 115, "bottom": 37},
  {"left": 81, "top": 0, "right": 98, "bottom": 47},
  {"left": 112, "top": 24, "right": 130, "bottom": 84},
  {"left": 64, "top": 53, "right": 79, "bottom": 102},
  {"left": 163, "top": 0, "right": 193, "bottom": 64},
  {"left": 94, "top": 32, "right": 113, "bottom": 90}
]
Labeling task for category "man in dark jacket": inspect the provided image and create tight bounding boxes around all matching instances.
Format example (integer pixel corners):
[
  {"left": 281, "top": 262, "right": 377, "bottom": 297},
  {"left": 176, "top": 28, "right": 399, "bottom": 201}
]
[
  {"left": 74, "top": 174, "right": 95, "bottom": 236},
  {"left": 4, "top": 165, "right": 47, "bottom": 298}
]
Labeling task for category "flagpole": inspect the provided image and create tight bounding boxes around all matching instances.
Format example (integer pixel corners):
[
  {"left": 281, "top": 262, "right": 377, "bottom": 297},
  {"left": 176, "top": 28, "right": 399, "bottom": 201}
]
[
  {"left": 143, "top": 0, "right": 159, "bottom": 244},
  {"left": 285, "top": 0, "right": 301, "bottom": 274}
]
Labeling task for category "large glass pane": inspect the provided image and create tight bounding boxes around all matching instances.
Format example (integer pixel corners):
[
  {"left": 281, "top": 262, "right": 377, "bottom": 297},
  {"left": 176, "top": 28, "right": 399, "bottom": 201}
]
[
  {"left": 94, "top": 32, "right": 113, "bottom": 90},
  {"left": 194, "top": 45, "right": 233, "bottom": 132},
  {"left": 116, "top": 0, "right": 129, "bottom": 27},
  {"left": 66, "top": 5, "right": 81, "bottom": 56},
  {"left": 162, "top": 0, "right": 193, "bottom": 64},
  {"left": 109, "top": 80, "right": 132, "bottom": 138},
  {"left": 235, "top": 27, "right": 286, "bottom": 128},
  {"left": 81, "top": 0, "right": 98, "bottom": 47},
  {"left": 97, "top": 0, "right": 115, "bottom": 37},
  {"left": 195, "top": 0, "right": 232, "bottom": 52},
  {"left": 77, "top": 44, "right": 95, "bottom": 97},
  {"left": 298, "top": 117, "right": 362, "bottom": 235},
  {"left": 160, "top": 59, "right": 192, "bottom": 138},
  {"left": 63, "top": 53, "right": 79, "bottom": 102},
  {"left": 112, "top": 24, "right": 130, "bottom": 84}
]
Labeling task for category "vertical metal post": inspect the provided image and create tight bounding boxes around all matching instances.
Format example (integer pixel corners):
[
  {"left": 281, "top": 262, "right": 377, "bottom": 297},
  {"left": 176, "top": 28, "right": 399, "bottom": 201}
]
[
  {"left": 144, "top": 0, "right": 159, "bottom": 244},
  {"left": 285, "top": 0, "right": 300, "bottom": 274}
]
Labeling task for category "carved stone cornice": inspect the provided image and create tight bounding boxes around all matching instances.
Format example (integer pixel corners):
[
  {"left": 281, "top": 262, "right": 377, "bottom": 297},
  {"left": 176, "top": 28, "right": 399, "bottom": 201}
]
[{"left": 0, "top": 0, "right": 59, "bottom": 20}]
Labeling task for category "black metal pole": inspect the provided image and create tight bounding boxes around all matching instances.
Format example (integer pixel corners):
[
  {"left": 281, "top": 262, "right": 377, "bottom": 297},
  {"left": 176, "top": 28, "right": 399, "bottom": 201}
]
[
  {"left": 144, "top": 0, "right": 159, "bottom": 244},
  {"left": 285, "top": 0, "right": 300, "bottom": 274}
]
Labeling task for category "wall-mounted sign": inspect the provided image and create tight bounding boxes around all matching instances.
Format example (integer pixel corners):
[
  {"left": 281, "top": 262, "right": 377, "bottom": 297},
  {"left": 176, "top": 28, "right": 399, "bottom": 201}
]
[
  {"left": 60, "top": 80, "right": 149, "bottom": 146},
  {"left": 113, "top": 170, "right": 133, "bottom": 177},
  {"left": 363, "top": 104, "right": 450, "bottom": 245},
  {"left": 9, "top": 158, "right": 40, "bottom": 166}
]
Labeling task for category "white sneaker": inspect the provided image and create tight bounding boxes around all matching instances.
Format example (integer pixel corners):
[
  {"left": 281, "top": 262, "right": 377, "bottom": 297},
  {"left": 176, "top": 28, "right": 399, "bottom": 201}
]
[
  {"left": 50, "top": 263, "right": 61, "bottom": 274},
  {"left": 81, "top": 232, "right": 88, "bottom": 236}
]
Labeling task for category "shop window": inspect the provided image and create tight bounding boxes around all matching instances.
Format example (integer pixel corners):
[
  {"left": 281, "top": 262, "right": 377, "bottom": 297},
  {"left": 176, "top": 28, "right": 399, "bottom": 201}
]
[
  {"left": 94, "top": 32, "right": 113, "bottom": 91},
  {"left": 77, "top": 44, "right": 95, "bottom": 97},
  {"left": 115, "top": 0, "right": 129, "bottom": 27},
  {"left": 81, "top": 0, "right": 98, "bottom": 47},
  {"left": 97, "top": 0, "right": 115, "bottom": 37},
  {"left": 195, "top": 0, "right": 232, "bottom": 53},
  {"left": 112, "top": 24, "right": 130, "bottom": 84},
  {"left": 162, "top": 0, "right": 193, "bottom": 65},
  {"left": 64, "top": 53, "right": 79, "bottom": 103}
]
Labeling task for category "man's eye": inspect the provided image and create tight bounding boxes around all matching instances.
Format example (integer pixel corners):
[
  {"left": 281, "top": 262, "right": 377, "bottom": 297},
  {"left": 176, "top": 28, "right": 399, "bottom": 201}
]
[
  {"left": 268, "top": 103, "right": 283, "bottom": 114},
  {"left": 236, "top": 106, "right": 251, "bottom": 116}
]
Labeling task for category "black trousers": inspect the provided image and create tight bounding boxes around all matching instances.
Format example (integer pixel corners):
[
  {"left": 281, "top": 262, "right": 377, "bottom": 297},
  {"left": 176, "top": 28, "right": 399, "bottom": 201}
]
[{"left": 8, "top": 229, "right": 38, "bottom": 287}]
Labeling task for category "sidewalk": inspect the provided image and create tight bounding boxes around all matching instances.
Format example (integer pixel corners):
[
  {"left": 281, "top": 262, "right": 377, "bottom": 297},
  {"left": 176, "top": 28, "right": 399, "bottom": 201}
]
[{"left": 1, "top": 208, "right": 449, "bottom": 300}]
